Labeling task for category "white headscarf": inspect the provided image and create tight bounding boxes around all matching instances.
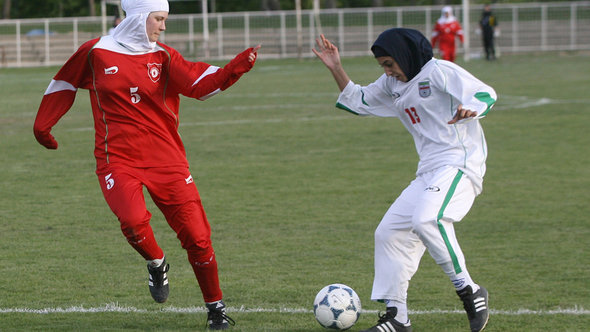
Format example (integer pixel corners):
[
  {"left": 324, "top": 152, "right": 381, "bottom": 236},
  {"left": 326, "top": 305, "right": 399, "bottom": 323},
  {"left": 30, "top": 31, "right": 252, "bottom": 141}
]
[
  {"left": 112, "top": 0, "right": 169, "bottom": 52},
  {"left": 438, "top": 6, "right": 457, "bottom": 24}
]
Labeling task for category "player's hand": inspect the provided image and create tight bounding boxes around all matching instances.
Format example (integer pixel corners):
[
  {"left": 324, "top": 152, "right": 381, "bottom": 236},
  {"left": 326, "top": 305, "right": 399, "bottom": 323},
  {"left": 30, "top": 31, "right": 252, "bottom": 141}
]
[
  {"left": 34, "top": 130, "right": 58, "bottom": 149},
  {"left": 226, "top": 46, "right": 260, "bottom": 75},
  {"left": 312, "top": 34, "right": 342, "bottom": 70},
  {"left": 249, "top": 45, "right": 261, "bottom": 63},
  {"left": 448, "top": 105, "right": 477, "bottom": 124}
]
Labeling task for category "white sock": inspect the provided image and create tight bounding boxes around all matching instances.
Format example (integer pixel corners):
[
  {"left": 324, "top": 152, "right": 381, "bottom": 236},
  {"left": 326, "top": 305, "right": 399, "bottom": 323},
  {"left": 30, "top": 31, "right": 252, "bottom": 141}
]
[
  {"left": 441, "top": 261, "right": 479, "bottom": 292},
  {"left": 385, "top": 299, "right": 409, "bottom": 324},
  {"left": 147, "top": 255, "right": 165, "bottom": 268}
]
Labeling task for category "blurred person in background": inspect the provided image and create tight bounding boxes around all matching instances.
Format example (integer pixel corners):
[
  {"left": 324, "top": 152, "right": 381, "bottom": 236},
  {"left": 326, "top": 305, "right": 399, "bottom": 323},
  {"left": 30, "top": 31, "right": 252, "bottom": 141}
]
[
  {"left": 431, "top": 6, "right": 464, "bottom": 62},
  {"left": 480, "top": 4, "right": 498, "bottom": 61}
]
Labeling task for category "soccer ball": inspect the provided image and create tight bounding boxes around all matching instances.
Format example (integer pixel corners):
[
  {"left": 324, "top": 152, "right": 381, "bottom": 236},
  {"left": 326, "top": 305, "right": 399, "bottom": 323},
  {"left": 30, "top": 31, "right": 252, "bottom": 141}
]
[{"left": 313, "top": 284, "right": 361, "bottom": 330}]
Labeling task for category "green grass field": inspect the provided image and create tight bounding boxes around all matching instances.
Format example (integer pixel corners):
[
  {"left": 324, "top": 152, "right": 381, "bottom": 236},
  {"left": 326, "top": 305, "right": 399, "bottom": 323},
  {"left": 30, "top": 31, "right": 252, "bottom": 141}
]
[{"left": 1, "top": 52, "right": 589, "bottom": 331}]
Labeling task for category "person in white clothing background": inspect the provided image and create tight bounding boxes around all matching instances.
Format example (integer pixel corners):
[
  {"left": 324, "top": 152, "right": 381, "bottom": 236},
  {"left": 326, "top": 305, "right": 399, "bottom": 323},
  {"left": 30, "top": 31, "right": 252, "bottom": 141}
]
[{"left": 312, "top": 28, "right": 496, "bottom": 332}]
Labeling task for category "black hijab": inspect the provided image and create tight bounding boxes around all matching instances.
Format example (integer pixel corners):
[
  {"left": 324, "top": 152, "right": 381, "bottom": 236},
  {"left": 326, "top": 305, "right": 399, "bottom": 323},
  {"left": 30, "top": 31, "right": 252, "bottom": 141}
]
[{"left": 371, "top": 28, "right": 433, "bottom": 81}]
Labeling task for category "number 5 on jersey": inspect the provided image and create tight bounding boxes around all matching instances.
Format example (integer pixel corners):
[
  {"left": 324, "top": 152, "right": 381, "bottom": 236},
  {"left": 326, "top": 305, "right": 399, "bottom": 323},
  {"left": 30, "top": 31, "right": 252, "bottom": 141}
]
[{"left": 130, "top": 87, "right": 141, "bottom": 104}]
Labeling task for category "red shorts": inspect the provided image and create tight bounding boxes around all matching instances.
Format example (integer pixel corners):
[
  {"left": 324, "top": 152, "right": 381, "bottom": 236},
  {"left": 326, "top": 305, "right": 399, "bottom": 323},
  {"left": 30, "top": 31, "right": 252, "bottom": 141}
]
[
  {"left": 96, "top": 164, "right": 212, "bottom": 255},
  {"left": 439, "top": 44, "right": 456, "bottom": 62}
]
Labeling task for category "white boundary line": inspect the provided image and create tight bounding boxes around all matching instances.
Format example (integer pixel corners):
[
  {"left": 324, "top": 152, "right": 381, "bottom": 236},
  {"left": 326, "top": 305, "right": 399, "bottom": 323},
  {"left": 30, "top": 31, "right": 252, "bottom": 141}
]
[{"left": 1, "top": 303, "right": 588, "bottom": 315}]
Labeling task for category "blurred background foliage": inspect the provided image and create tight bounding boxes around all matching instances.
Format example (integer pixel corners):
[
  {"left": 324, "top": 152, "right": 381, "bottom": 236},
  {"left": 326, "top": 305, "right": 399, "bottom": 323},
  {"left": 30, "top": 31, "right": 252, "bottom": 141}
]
[{"left": 0, "top": 0, "right": 574, "bottom": 19}]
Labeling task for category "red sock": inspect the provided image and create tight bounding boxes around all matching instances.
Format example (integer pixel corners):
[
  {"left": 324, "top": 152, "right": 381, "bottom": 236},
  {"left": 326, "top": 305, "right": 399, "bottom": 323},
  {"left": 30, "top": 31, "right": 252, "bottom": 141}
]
[{"left": 189, "top": 251, "right": 223, "bottom": 303}]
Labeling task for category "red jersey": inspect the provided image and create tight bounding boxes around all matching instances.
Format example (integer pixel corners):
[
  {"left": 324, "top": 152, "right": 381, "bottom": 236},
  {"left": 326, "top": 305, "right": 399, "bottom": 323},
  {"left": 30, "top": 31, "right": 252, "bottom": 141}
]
[
  {"left": 34, "top": 36, "right": 254, "bottom": 169},
  {"left": 431, "top": 20, "right": 464, "bottom": 49}
]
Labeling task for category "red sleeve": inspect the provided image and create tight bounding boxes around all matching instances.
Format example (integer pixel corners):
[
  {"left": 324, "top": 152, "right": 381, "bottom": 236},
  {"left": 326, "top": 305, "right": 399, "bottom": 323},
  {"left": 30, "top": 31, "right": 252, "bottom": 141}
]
[
  {"left": 168, "top": 47, "right": 256, "bottom": 100},
  {"left": 431, "top": 24, "right": 440, "bottom": 47},
  {"left": 33, "top": 39, "right": 97, "bottom": 149},
  {"left": 456, "top": 22, "right": 464, "bottom": 43}
]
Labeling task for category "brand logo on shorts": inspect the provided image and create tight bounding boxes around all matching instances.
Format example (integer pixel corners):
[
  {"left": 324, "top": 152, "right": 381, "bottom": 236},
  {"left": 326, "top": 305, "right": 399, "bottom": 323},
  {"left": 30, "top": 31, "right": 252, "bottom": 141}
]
[
  {"left": 185, "top": 175, "right": 194, "bottom": 184},
  {"left": 425, "top": 185, "right": 440, "bottom": 192},
  {"left": 147, "top": 63, "right": 162, "bottom": 83},
  {"left": 419, "top": 81, "right": 431, "bottom": 98}
]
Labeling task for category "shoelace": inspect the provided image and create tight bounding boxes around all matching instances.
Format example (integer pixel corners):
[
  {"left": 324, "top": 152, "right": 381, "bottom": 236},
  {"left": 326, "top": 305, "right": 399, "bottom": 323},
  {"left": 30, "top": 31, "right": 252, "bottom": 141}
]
[
  {"left": 376, "top": 311, "right": 396, "bottom": 324},
  {"left": 458, "top": 291, "right": 476, "bottom": 318},
  {"left": 206, "top": 310, "right": 236, "bottom": 327}
]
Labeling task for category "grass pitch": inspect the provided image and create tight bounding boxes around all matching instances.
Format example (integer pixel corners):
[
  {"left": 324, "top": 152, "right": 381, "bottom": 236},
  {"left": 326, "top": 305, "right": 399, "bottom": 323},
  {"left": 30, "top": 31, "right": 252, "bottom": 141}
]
[{"left": 1, "top": 52, "right": 589, "bottom": 331}]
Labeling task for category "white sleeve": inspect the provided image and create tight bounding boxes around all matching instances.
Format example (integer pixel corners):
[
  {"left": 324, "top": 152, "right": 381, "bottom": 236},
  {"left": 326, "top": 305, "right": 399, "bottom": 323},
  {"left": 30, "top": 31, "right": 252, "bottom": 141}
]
[
  {"left": 335, "top": 74, "right": 398, "bottom": 117},
  {"left": 434, "top": 62, "right": 497, "bottom": 122}
]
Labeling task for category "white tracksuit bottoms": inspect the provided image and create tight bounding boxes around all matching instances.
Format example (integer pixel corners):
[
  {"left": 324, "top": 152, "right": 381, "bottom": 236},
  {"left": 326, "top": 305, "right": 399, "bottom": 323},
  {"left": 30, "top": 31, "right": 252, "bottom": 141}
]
[{"left": 371, "top": 166, "right": 480, "bottom": 302}]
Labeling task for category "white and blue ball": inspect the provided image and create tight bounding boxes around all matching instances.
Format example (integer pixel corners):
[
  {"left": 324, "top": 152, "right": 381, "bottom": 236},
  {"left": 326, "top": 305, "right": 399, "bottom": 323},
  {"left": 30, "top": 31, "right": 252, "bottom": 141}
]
[{"left": 313, "top": 283, "right": 361, "bottom": 330}]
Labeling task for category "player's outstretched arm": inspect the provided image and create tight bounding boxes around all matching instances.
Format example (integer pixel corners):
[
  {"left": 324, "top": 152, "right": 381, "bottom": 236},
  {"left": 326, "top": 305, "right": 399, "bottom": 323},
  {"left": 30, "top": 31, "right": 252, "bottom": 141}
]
[
  {"left": 312, "top": 34, "right": 350, "bottom": 91},
  {"left": 222, "top": 44, "right": 261, "bottom": 79}
]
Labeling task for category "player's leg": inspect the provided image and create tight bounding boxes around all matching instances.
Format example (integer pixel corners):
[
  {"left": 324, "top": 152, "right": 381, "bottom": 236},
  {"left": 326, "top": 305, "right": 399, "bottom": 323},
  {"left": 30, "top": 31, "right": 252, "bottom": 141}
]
[
  {"left": 440, "top": 43, "right": 452, "bottom": 61},
  {"left": 489, "top": 36, "right": 496, "bottom": 60},
  {"left": 483, "top": 32, "right": 492, "bottom": 60},
  {"left": 96, "top": 165, "right": 168, "bottom": 303},
  {"left": 411, "top": 166, "right": 489, "bottom": 331},
  {"left": 449, "top": 44, "right": 456, "bottom": 62},
  {"left": 147, "top": 167, "right": 233, "bottom": 330},
  {"left": 362, "top": 178, "right": 426, "bottom": 332}
]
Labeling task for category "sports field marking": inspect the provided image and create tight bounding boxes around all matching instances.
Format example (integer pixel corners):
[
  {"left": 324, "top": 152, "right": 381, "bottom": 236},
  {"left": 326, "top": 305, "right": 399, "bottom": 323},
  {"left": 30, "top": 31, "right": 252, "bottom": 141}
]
[
  {"left": 1, "top": 304, "right": 588, "bottom": 315},
  {"left": 494, "top": 95, "right": 590, "bottom": 111}
]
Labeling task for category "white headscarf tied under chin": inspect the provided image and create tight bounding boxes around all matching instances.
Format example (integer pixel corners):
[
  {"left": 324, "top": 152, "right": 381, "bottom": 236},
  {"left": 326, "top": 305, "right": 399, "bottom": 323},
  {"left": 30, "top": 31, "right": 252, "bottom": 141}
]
[
  {"left": 438, "top": 6, "right": 457, "bottom": 24},
  {"left": 112, "top": 0, "right": 169, "bottom": 52}
]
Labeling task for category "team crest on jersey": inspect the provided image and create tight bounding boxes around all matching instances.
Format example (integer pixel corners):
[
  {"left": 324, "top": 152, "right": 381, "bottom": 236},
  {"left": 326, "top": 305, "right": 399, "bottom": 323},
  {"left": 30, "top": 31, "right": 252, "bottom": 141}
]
[
  {"left": 147, "top": 63, "right": 162, "bottom": 83},
  {"left": 418, "top": 81, "right": 431, "bottom": 98},
  {"left": 104, "top": 66, "right": 118, "bottom": 75}
]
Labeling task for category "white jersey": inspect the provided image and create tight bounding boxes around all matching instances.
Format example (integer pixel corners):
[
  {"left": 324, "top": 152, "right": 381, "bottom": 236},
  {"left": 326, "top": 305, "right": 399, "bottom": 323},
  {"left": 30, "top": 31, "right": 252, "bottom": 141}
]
[{"left": 336, "top": 58, "right": 496, "bottom": 190}]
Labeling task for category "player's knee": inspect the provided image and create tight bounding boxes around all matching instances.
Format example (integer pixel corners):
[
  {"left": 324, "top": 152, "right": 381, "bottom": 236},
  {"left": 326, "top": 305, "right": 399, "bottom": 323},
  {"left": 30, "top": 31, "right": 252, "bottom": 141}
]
[
  {"left": 187, "top": 246, "right": 215, "bottom": 266},
  {"left": 411, "top": 215, "right": 437, "bottom": 237},
  {"left": 172, "top": 201, "right": 212, "bottom": 250},
  {"left": 375, "top": 223, "right": 408, "bottom": 246},
  {"left": 119, "top": 214, "right": 151, "bottom": 244},
  {"left": 120, "top": 224, "right": 149, "bottom": 244},
  {"left": 374, "top": 223, "right": 392, "bottom": 245}
]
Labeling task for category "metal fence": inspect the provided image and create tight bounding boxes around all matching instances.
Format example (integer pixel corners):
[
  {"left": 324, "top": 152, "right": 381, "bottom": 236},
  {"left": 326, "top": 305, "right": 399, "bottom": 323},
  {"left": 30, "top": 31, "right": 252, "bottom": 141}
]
[{"left": 0, "top": 1, "right": 589, "bottom": 67}]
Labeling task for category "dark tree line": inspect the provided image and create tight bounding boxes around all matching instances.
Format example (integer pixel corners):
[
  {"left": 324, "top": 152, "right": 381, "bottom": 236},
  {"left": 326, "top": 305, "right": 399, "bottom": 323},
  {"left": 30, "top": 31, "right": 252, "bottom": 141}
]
[{"left": 1, "top": 0, "right": 452, "bottom": 19}]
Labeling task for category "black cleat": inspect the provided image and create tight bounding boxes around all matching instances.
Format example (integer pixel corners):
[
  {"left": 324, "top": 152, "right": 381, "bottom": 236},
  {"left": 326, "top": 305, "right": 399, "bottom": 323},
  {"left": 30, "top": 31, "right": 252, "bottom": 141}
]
[
  {"left": 457, "top": 285, "right": 489, "bottom": 332},
  {"left": 206, "top": 300, "right": 235, "bottom": 330},
  {"left": 147, "top": 260, "right": 169, "bottom": 303},
  {"left": 361, "top": 307, "right": 412, "bottom": 332}
]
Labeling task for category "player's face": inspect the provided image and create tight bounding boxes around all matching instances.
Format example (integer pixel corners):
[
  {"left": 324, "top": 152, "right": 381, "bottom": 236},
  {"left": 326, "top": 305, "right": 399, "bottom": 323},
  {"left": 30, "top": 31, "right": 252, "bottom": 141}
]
[
  {"left": 146, "top": 11, "right": 168, "bottom": 42},
  {"left": 377, "top": 56, "right": 408, "bottom": 82}
]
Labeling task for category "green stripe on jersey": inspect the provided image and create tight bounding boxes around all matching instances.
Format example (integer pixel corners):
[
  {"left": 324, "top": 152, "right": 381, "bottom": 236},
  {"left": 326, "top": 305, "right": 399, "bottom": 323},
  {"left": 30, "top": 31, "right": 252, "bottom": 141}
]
[
  {"left": 336, "top": 102, "right": 360, "bottom": 115},
  {"left": 361, "top": 89, "right": 369, "bottom": 106},
  {"left": 475, "top": 92, "right": 496, "bottom": 117},
  {"left": 437, "top": 170, "right": 464, "bottom": 274}
]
